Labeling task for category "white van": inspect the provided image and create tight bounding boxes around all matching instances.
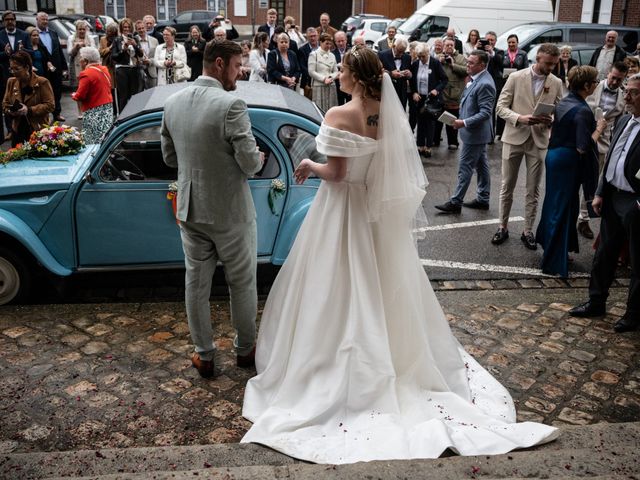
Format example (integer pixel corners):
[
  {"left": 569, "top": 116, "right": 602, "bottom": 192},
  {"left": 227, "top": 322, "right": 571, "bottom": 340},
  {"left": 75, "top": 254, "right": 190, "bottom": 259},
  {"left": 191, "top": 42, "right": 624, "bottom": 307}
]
[{"left": 376, "top": 0, "right": 553, "bottom": 49}]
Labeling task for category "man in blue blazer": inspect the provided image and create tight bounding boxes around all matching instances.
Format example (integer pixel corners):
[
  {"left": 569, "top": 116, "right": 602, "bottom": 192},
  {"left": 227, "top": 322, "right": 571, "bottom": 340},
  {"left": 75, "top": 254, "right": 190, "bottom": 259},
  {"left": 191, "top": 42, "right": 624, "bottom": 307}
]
[
  {"left": 36, "top": 11, "right": 68, "bottom": 122},
  {"left": 0, "top": 11, "right": 29, "bottom": 140},
  {"left": 570, "top": 73, "right": 640, "bottom": 333},
  {"left": 435, "top": 50, "right": 496, "bottom": 213},
  {"left": 378, "top": 38, "right": 412, "bottom": 109}
]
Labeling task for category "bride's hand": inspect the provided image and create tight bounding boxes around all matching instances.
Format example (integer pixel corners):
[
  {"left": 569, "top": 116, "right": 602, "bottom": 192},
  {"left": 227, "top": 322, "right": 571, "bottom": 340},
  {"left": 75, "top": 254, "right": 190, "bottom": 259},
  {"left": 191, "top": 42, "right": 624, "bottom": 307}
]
[{"left": 294, "top": 159, "right": 313, "bottom": 184}]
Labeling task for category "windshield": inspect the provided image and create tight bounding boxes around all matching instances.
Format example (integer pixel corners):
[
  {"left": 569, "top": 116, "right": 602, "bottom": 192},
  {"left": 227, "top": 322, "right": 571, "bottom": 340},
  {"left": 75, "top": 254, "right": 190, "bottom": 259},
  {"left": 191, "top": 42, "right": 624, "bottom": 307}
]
[
  {"left": 398, "top": 13, "right": 427, "bottom": 35},
  {"left": 496, "top": 24, "right": 544, "bottom": 50}
]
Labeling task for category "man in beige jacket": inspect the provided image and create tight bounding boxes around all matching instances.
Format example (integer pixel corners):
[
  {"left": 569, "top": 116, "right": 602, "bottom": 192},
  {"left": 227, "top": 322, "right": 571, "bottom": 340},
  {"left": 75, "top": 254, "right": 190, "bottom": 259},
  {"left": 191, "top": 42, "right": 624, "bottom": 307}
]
[{"left": 492, "top": 43, "right": 563, "bottom": 249}]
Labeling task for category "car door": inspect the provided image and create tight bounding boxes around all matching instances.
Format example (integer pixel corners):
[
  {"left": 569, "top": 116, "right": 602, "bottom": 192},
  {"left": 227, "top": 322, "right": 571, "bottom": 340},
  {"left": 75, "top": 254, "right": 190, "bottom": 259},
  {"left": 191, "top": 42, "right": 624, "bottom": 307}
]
[{"left": 74, "top": 120, "right": 287, "bottom": 267}]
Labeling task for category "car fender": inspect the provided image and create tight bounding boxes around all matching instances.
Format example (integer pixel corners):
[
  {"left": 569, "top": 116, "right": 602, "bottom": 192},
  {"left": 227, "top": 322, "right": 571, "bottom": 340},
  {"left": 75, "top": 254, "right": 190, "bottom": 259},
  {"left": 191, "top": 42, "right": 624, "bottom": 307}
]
[
  {"left": 271, "top": 194, "right": 315, "bottom": 265},
  {"left": 0, "top": 209, "right": 72, "bottom": 276}
]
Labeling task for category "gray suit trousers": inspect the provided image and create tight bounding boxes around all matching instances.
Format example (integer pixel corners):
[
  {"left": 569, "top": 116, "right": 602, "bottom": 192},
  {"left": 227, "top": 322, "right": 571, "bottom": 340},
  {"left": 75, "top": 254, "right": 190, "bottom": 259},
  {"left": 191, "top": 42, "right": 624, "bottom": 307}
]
[{"left": 180, "top": 220, "right": 257, "bottom": 360}]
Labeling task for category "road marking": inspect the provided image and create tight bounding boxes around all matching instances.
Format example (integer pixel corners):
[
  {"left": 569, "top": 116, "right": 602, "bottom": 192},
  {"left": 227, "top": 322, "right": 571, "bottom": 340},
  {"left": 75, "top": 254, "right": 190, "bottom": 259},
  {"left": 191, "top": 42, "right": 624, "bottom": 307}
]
[
  {"left": 420, "top": 259, "right": 590, "bottom": 278},
  {"left": 415, "top": 216, "right": 525, "bottom": 233}
]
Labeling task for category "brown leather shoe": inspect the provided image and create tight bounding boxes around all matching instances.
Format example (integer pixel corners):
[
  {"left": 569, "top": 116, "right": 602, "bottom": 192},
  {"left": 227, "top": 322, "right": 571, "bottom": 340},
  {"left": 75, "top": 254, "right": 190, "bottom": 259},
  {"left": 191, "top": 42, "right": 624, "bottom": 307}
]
[
  {"left": 191, "top": 353, "right": 214, "bottom": 378},
  {"left": 237, "top": 346, "right": 256, "bottom": 368},
  {"left": 577, "top": 221, "right": 594, "bottom": 239}
]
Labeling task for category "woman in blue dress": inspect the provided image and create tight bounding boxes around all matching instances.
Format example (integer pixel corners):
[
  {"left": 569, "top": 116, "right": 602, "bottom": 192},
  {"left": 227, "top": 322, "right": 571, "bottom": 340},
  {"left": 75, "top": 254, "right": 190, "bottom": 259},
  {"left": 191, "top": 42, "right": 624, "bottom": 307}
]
[{"left": 536, "top": 66, "right": 606, "bottom": 276}]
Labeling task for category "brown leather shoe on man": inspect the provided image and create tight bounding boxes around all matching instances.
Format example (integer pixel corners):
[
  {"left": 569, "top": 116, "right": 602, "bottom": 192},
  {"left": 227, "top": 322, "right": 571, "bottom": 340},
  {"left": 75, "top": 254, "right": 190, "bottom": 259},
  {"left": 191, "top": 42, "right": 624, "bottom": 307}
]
[
  {"left": 237, "top": 346, "right": 256, "bottom": 368},
  {"left": 191, "top": 353, "right": 214, "bottom": 378},
  {"left": 577, "top": 221, "right": 594, "bottom": 239}
]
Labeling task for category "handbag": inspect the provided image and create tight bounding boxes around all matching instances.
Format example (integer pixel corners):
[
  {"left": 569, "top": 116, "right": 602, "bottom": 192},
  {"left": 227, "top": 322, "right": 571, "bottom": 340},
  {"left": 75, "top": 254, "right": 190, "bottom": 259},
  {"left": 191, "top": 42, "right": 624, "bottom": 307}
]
[
  {"left": 419, "top": 94, "right": 444, "bottom": 119},
  {"left": 173, "top": 63, "right": 191, "bottom": 82}
]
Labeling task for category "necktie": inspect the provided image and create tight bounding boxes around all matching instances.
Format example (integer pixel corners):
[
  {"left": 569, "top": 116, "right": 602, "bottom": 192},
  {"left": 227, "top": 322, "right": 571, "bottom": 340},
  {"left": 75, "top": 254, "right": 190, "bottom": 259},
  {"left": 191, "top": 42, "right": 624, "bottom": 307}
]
[{"left": 606, "top": 118, "right": 638, "bottom": 183}]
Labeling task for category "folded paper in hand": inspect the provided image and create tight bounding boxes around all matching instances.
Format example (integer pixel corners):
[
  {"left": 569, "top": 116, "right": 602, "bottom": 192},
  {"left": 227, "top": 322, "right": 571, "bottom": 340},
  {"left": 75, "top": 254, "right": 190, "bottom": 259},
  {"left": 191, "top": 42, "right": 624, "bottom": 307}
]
[
  {"left": 437, "top": 111, "right": 457, "bottom": 126},
  {"left": 532, "top": 103, "right": 555, "bottom": 116},
  {"left": 503, "top": 68, "right": 516, "bottom": 78}
]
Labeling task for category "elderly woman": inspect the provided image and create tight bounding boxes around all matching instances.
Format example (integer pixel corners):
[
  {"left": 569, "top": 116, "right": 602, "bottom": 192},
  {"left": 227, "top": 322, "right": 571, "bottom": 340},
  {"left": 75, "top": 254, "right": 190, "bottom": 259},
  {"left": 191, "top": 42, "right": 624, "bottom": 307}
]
[
  {"left": 184, "top": 25, "right": 205, "bottom": 80},
  {"left": 249, "top": 32, "right": 269, "bottom": 82},
  {"left": 2, "top": 51, "right": 54, "bottom": 147},
  {"left": 553, "top": 45, "right": 578, "bottom": 87},
  {"left": 308, "top": 32, "right": 338, "bottom": 111},
  {"left": 240, "top": 40, "right": 252, "bottom": 80},
  {"left": 536, "top": 66, "right": 607, "bottom": 277},
  {"left": 71, "top": 47, "right": 114, "bottom": 144},
  {"left": 624, "top": 56, "right": 640, "bottom": 85},
  {"left": 154, "top": 27, "right": 188, "bottom": 86},
  {"left": 410, "top": 43, "right": 447, "bottom": 157},
  {"left": 68, "top": 19, "right": 96, "bottom": 88},
  {"left": 266, "top": 32, "right": 300, "bottom": 90}
]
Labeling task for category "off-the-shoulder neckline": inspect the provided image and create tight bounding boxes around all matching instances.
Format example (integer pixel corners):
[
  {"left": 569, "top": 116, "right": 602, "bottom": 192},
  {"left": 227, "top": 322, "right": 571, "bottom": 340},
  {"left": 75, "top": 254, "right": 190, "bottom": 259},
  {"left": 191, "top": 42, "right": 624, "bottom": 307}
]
[{"left": 320, "top": 123, "right": 378, "bottom": 143}]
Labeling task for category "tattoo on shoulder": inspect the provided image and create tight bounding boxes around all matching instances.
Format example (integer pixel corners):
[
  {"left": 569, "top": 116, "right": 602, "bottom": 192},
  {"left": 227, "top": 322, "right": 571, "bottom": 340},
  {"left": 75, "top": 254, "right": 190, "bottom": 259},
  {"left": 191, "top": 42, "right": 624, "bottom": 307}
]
[{"left": 367, "top": 114, "right": 379, "bottom": 126}]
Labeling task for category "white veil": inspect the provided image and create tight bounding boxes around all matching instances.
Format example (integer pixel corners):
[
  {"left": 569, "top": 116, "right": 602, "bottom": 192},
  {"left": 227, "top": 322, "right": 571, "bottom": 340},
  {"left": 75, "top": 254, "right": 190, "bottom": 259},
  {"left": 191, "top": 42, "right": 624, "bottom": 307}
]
[{"left": 366, "top": 73, "right": 429, "bottom": 240}]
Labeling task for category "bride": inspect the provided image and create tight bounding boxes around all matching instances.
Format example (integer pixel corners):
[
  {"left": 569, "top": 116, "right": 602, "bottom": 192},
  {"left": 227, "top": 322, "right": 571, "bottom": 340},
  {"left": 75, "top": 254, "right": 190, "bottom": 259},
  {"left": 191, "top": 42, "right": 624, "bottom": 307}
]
[{"left": 241, "top": 45, "right": 558, "bottom": 464}]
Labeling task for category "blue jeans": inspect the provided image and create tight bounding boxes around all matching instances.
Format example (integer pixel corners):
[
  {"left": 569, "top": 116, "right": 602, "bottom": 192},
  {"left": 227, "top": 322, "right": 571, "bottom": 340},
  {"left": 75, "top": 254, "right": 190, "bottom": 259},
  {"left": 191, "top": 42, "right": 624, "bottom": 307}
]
[{"left": 450, "top": 143, "right": 490, "bottom": 205}]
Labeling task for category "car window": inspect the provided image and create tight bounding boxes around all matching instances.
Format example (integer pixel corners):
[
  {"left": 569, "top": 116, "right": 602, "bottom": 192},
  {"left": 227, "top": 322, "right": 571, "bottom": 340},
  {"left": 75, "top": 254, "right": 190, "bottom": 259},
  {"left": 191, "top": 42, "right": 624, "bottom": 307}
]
[
  {"left": 579, "top": 49, "right": 595, "bottom": 65},
  {"left": 253, "top": 136, "right": 281, "bottom": 179},
  {"left": 193, "top": 12, "right": 211, "bottom": 21},
  {"left": 100, "top": 125, "right": 175, "bottom": 182},
  {"left": 532, "top": 29, "right": 562, "bottom": 45},
  {"left": 174, "top": 13, "right": 192, "bottom": 22},
  {"left": 357, "top": 21, "right": 365, "bottom": 29},
  {"left": 371, "top": 22, "right": 388, "bottom": 33},
  {"left": 278, "top": 125, "right": 326, "bottom": 175},
  {"left": 571, "top": 50, "right": 580, "bottom": 64}
]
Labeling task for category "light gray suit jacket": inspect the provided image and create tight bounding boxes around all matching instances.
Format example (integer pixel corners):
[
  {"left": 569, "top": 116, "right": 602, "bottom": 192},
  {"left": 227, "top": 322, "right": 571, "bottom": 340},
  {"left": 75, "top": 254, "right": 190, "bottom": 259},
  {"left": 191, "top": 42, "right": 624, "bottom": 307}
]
[
  {"left": 161, "top": 76, "right": 262, "bottom": 225},
  {"left": 586, "top": 80, "right": 625, "bottom": 154}
]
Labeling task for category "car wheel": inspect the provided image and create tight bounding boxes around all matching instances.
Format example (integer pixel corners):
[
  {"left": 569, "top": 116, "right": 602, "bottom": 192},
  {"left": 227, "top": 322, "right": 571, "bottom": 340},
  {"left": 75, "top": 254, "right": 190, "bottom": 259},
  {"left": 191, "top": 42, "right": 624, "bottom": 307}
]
[{"left": 0, "top": 247, "right": 31, "bottom": 305}]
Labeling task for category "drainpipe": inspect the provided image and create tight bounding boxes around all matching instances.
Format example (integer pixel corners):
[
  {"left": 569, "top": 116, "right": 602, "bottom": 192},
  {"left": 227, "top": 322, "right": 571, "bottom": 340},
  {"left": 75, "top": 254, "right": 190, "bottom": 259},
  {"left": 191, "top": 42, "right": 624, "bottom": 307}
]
[{"left": 620, "top": 0, "right": 628, "bottom": 25}]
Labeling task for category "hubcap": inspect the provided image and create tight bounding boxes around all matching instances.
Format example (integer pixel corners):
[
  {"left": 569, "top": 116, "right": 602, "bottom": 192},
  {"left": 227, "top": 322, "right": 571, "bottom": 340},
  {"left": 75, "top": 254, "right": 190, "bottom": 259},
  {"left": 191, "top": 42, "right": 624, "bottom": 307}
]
[{"left": 0, "top": 256, "right": 20, "bottom": 305}]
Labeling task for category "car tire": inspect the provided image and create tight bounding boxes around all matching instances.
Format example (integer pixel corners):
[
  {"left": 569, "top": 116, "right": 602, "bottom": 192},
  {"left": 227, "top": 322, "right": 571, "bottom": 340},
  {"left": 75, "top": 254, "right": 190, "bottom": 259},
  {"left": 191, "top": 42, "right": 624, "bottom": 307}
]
[{"left": 0, "top": 247, "right": 31, "bottom": 306}]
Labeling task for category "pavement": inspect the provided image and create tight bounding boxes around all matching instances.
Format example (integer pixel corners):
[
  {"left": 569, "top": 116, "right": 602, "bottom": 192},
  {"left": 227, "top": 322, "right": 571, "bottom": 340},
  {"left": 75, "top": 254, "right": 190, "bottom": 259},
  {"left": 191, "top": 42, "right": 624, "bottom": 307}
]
[{"left": 1, "top": 282, "right": 639, "bottom": 478}]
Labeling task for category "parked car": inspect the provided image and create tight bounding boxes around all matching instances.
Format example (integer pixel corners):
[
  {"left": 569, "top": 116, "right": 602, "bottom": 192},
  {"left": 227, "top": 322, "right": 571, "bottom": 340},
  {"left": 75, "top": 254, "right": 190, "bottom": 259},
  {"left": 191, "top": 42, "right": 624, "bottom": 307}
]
[
  {"left": 496, "top": 22, "right": 640, "bottom": 54},
  {"left": 341, "top": 13, "right": 387, "bottom": 44},
  {"left": 154, "top": 10, "right": 217, "bottom": 42},
  {"left": 57, "top": 13, "right": 105, "bottom": 38},
  {"left": 526, "top": 42, "right": 602, "bottom": 66},
  {"left": 352, "top": 17, "right": 391, "bottom": 48},
  {"left": 0, "top": 82, "right": 326, "bottom": 305},
  {"left": 388, "top": 18, "right": 406, "bottom": 31}
]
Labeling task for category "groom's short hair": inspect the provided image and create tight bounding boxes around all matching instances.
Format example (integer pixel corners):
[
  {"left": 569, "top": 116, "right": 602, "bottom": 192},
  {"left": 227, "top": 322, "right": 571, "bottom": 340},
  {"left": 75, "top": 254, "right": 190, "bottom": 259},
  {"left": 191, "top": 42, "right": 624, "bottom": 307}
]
[{"left": 204, "top": 40, "right": 242, "bottom": 68}]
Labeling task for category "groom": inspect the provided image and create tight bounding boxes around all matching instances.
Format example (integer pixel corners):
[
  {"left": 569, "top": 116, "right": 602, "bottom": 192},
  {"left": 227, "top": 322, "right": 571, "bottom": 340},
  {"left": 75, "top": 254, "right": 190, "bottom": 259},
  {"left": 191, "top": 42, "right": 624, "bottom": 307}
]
[{"left": 161, "top": 40, "right": 264, "bottom": 378}]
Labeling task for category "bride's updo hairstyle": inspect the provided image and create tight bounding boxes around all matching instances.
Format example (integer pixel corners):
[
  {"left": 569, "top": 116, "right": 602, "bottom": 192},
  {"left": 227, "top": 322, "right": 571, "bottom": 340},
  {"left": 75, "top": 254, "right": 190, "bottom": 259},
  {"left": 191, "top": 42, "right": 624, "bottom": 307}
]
[{"left": 342, "top": 45, "right": 383, "bottom": 101}]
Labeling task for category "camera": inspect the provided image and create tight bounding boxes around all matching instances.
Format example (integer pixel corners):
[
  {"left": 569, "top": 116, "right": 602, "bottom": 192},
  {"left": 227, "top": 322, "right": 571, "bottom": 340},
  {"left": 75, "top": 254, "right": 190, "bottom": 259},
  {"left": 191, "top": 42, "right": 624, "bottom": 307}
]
[{"left": 478, "top": 38, "right": 490, "bottom": 48}]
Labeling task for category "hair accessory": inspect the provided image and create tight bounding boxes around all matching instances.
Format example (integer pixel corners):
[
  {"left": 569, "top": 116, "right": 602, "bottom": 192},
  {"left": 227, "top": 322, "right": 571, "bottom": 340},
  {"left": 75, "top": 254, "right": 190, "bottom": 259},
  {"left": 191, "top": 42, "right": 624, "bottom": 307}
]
[{"left": 350, "top": 44, "right": 361, "bottom": 58}]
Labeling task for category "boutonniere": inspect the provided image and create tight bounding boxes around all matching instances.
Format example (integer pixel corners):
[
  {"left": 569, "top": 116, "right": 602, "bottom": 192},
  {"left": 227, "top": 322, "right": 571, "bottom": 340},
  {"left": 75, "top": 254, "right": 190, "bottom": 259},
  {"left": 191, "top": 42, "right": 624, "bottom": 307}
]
[
  {"left": 543, "top": 86, "right": 550, "bottom": 94},
  {"left": 268, "top": 179, "right": 286, "bottom": 215},
  {"left": 427, "top": 68, "right": 432, "bottom": 74}
]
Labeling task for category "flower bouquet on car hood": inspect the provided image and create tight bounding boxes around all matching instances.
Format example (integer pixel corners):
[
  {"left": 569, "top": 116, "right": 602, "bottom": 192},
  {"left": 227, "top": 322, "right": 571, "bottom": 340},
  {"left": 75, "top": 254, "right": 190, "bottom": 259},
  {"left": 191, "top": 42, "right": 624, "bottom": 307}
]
[{"left": 0, "top": 123, "right": 84, "bottom": 165}]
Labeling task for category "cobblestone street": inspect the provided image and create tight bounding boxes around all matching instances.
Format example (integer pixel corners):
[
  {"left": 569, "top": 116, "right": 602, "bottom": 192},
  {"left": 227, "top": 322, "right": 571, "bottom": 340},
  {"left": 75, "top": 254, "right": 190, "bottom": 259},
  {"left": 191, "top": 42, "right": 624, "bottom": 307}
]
[{"left": 1, "top": 284, "right": 638, "bottom": 459}]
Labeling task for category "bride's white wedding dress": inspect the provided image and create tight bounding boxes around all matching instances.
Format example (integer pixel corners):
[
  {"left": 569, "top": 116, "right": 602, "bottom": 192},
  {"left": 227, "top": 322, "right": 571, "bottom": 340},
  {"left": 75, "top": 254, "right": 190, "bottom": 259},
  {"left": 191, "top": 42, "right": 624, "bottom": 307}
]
[{"left": 241, "top": 76, "right": 558, "bottom": 464}]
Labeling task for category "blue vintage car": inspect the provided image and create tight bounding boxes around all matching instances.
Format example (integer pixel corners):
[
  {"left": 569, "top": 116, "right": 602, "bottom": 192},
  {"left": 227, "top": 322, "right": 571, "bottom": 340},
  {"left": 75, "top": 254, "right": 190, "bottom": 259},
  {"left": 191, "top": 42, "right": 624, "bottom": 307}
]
[{"left": 0, "top": 82, "right": 325, "bottom": 305}]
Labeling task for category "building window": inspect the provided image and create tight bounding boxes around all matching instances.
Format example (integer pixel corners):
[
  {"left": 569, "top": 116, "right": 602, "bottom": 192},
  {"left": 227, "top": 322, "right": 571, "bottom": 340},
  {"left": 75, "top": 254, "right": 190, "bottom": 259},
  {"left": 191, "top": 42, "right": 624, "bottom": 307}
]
[
  {"left": 105, "top": 0, "right": 125, "bottom": 19},
  {"left": 157, "top": 0, "right": 178, "bottom": 21},
  {"left": 0, "top": 0, "right": 17, "bottom": 10},
  {"left": 36, "top": 0, "right": 55, "bottom": 12},
  {"left": 271, "top": 0, "right": 286, "bottom": 22},
  {"left": 207, "top": 0, "right": 227, "bottom": 15}
]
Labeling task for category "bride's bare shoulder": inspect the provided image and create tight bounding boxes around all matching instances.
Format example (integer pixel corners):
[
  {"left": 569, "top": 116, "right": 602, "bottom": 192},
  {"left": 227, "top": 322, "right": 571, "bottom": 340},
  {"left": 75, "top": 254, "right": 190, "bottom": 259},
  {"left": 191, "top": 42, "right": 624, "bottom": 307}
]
[{"left": 323, "top": 104, "right": 361, "bottom": 132}]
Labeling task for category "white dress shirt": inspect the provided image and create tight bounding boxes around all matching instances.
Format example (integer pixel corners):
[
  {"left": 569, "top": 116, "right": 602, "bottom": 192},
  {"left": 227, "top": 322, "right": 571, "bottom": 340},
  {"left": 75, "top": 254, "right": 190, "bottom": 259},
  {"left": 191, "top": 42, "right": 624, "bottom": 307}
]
[{"left": 606, "top": 117, "right": 639, "bottom": 192}]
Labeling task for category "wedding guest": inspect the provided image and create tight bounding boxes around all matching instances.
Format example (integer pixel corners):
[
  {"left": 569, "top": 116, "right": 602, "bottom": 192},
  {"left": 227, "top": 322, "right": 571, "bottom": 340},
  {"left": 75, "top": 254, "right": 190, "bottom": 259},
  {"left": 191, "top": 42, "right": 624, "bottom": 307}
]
[
  {"left": 284, "top": 16, "right": 305, "bottom": 47},
  {"left": 554, "top": 45, "right": 578, "bottom": 88},
  {"left": 98, "top": 23, "right": 119, "bottom": 91},
  {"left": 154, "top": 27, "right": 187, "bottom": 86},
  {"left": 266, "top": 33, "right": 300, "bottom": 90},
  {"left": 184, "top": 26, "right": 205, "bottom": 81},
  {"left": 2, "top": 51, "right": 54, "bottom": 147},
  {"left": 536, "top": 66, "right": 605, "bottom": 277},
  {"left": 316, "top": 12, "right": 337, "bottom": 37},
  {"left": 624, "top": 56, "right": 639, "bottom": 85},
  {"left": 67, "top": 20, "right": 95, "bottom": 88},
  {"left": 434, "top": 38, "right": 467, "bottom": 150},
  {"left": 25, "top": 27, "right": 51, "bottom": 78},
  {"left": 308, "top": 33, "right": 338, "bottom": 111},
  {"left": 36, "top": 11, "right": 67, "bottom": 122},
  {"left": 67, "top": 20, "right": 95, "bottom": 119},
  {"left": 240, "top": 40, "right": 251, "bottom": 80},
  {"left": 134, "top": 19, "right": 158, "bottom": 89},
  {"left": 464, "top": 30, "right": 480, "bottom": 57},
  {"left": 71, "top": 46, "right": 114, "bottom": 144},
  {"left": 496, "top": 34, "right": 528, "bottom": 137},
  {"left": 411, "top": 43, "right": 447, "bottom": 157},
  {"left": 249, "top": 32, "right": 269, "bottom": 82}
]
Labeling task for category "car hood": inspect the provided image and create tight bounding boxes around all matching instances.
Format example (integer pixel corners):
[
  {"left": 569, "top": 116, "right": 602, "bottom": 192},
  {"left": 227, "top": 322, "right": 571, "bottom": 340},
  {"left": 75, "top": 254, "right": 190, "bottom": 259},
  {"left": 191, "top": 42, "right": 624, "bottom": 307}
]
[{"left": 0, "top": 146, "right": 98, "bottom": 196}]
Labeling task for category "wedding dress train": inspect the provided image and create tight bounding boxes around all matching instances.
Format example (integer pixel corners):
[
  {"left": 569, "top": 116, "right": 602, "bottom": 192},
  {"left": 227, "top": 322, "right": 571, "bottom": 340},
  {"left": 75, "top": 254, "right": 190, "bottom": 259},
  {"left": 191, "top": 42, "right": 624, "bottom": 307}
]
[{"left": 241, "top": 76, "right": 558, "bottom": 464}]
